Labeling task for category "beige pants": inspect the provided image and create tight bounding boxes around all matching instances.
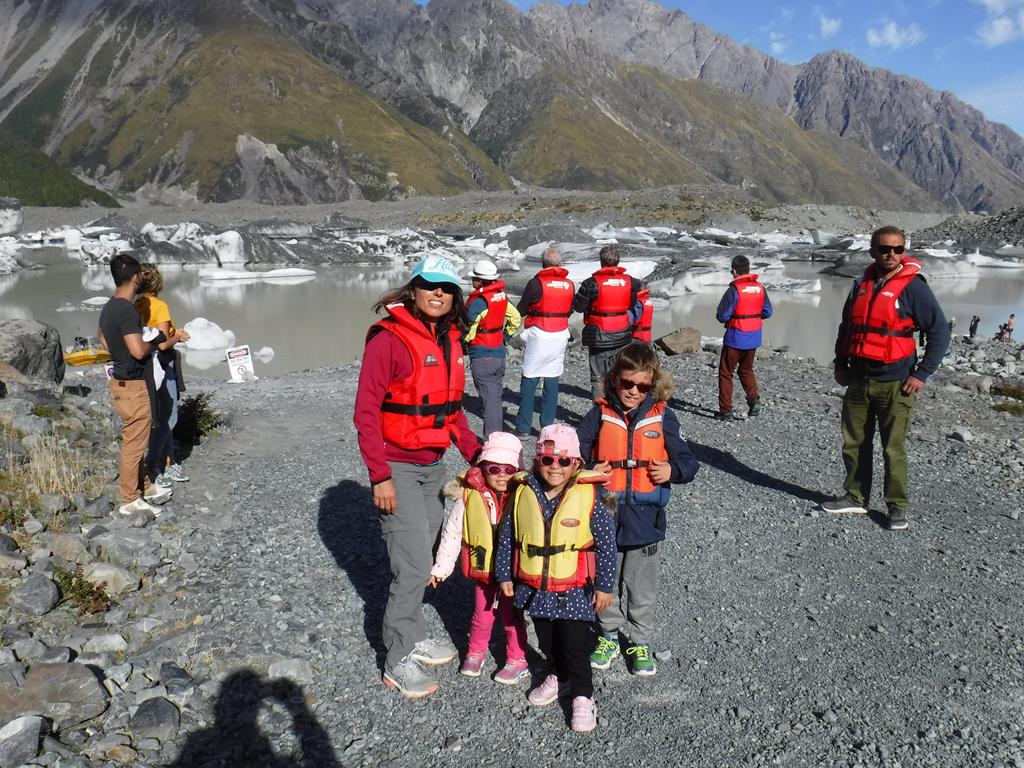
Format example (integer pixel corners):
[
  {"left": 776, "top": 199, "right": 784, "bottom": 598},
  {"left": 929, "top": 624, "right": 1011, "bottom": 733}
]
[{"left": 109, "top": 380, "right": 151, "bottom": 503}]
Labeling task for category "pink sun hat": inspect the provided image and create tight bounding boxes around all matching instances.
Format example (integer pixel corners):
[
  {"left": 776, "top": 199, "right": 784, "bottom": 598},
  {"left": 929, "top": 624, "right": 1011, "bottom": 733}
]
[
  {"left": 478, "top": 432, "right": 523, "bottom": 467},
  {"left": 535, "top": 424, "right": 581, "bottom": 459}
]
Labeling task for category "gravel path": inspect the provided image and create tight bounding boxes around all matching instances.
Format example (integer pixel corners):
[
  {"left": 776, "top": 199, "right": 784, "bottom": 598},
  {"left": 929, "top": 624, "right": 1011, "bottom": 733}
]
[{"left": 166, "top": 348, "right": 1023, "bottom": 767}]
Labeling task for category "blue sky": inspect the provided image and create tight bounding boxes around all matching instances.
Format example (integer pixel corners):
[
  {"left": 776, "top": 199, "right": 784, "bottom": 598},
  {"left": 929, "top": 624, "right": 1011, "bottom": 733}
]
[{"left": 416, "top": 0, "right": 1024, "bottom": 136}]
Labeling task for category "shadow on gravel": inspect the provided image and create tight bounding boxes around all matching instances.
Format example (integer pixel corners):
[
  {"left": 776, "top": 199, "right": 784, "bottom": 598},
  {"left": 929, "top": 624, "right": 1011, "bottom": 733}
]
[
  {"left": 170, "top": 669, "right": 339, "bottom": 768},
  {"left": 691, "top": 441, "right": 831, "bottom": 504}
]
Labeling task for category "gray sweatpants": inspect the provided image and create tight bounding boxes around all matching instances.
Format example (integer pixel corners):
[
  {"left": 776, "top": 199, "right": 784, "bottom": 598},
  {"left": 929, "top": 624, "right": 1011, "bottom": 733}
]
[
  {"left": 598, "top": 544, "right": 661, "bottom": 644},
  {"left": 380, "top": 461, "right": 447, "bottom": 668},
  {"left": 589, "top": 347, "right": 621, "bottom": 401},
  {"left": 470, "top": 355, "right": 506, "bottom": 437}
]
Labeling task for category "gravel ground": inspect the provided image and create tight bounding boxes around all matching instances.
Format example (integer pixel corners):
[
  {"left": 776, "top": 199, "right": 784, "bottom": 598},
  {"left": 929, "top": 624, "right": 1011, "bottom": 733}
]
[{"left": 163, "top": 343, "right": 1023, "bottom": 768}]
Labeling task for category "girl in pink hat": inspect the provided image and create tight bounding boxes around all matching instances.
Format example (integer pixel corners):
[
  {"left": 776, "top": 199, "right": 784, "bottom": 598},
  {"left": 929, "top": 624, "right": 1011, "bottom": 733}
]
[{"left": 430, "top": 432, "right": 530, "bottom": 684}]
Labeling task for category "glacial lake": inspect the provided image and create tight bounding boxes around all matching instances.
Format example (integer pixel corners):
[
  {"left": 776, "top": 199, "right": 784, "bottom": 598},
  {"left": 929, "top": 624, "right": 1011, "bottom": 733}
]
[{"left": 2, "top": 255, "right": 1021, "bottom": 380}]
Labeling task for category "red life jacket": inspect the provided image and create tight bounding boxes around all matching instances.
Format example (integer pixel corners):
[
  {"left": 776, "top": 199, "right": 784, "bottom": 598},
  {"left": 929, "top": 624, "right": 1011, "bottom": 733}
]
[
  {"left": 594, "top": 400, "right": 669, "bottom": 502},
  {"left": 845, "top": 257, "right": 922, "bottom": 364},
  {"left": 725, "top": 274, "right": 766, "bottom": 332},
  {"left": 468, "top": 281, "right": 508, "bottom": 349},
  {"left": 633, "top": 289, "right": 654, "bottom": 342},
  {"left": 524, "top": 267, "right": 574, "bottom": 332},
  {"left": 585, "top": 266, "right": 632, "bottom": 332},
  {"left": 367, "top": 303, "right": 466, "bottom": 451}
]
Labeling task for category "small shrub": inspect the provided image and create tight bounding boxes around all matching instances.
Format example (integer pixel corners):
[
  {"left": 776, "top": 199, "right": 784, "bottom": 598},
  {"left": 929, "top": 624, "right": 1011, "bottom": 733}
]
[
  {"left": 174, "top": 391, "right": 225, "bottom": 444},
  {"left": 30, "top": 405, "right": 60, "bottom": 419},
  {"left": 993, "top": 401, "right": 1024, "bottom": 417},
  {"left": 53, "top": 566, "right": 110, "bottom": 615},
  {"left": 0, "top": 499, "right": 28, "bottom": 526},
  {"left": 992, "top": 381, "right": 1024, "bottom": 402}
]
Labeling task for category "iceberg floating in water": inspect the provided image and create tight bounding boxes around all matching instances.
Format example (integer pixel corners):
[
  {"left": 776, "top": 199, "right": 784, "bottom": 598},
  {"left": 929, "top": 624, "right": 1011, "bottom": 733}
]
[
  {"left": 81, "top": 296, "right": 109, "bottom": 307},
  {"left": 181, "top": 317, "right": 236, "bottom": 350},
  {"left": 964, "top": 250, "right": 1024, "bottom": 269}
]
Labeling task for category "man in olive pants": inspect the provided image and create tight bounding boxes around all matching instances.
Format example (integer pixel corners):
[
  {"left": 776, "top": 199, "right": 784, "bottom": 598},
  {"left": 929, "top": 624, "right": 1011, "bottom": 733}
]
[{"left": 823, "top": 226, "right": 950, "bottom": 531}]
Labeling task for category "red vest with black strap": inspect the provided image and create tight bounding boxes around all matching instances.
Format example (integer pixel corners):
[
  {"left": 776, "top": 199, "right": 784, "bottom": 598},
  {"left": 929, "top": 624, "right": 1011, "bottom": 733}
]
[
  {"left": 845, "top": 257, "right": 921, "bottom": 364},
  {"left": 524, "top": 267, "right": 574, "bottom": 332},
  {"left": 468, "top": 281, "right": 508, "bottom": 349},
  {"left": 585, "top": 266, "right": 632, "bottom": 332},
  {"left": 725, "top": 274, "right": 766, "bottom": 332},
  {"left": 368, "top": 303, "right": 466, "bottom": 451},
  {"left": 594, "top": 400, "right": 669, "bottom": 499},
  {"left": 633, "top": 288, "right": 654, "bottom": 342}
]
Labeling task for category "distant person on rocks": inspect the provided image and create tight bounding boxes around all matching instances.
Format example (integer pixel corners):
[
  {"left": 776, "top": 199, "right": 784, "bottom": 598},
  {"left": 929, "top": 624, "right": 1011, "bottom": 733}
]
[
  {"left": 969, "top": 315, "right": 981, "bottom": 340},
  {"left": 429, "top": 432, "right": 529, "bottom": 684},
  {"left": 573, "top": 244, "right": 642, "bottom": 400},
  {"left": 577, "top": 343, "right": 699, "bottom": 678},
  {"left": 1007, "top": 313, "right": 1016, "bottom": 339},
  {"left": 465, "top": 259, "right": 521, "bottom": 436},
  {"left": 98, "top": 254, "right": 186, "bottom": 516},
  {"left": 823, "top": 226, "right": 950, "bottom": 531},
  {"left": 948, "top": 316, "right": 957, "bottom": 335},
  {"left": 515, "top": 248, "right": 574, "bottom": 436},
  {"left": 714, "top": 255, "right": 773, "bottom": 420},
  {"left": 135, "top": 264, "right": 190, "bottom": 489},
  {"left": 353, "top": 254, "right": 482, "bottom": 699}
]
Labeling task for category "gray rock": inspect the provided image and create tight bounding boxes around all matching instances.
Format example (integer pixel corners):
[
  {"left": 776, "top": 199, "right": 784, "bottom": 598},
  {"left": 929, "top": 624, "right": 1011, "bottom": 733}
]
[
  {"left": 38, "top": 647, "right": 73, "bottom": 664},
  {"left": 91, "top": 529, "right": 159, "bottom": 570},
  {"left": 8, "top": 574, "right": 59, "bottom": 616},
  {"left": 0, "top": 651, "right": 13, "bottom": 666},
  {"left": 22, "top": 517, "right": 44, "bottom": 535},
  {"left": 82, "top": 562, "right": 140, "bottom": 597},
  {"left": 82, "top": 634, "right": 128, "bottom": 655},
  {"left": 267, "top": 658, "right": 315, "bottom": 684},
  {"left": 45, "top": 533, "right": 92, "bottom": 566},
  {"left": 657, "top": 327, "right": 703, "bottom": 355},
  {"left": 0, "top": 533, "right": 17, "bottom": 553},
  {"left": 0, "top": 715, "right": 42, "bottom": 768},
  {"left": 39, "top": 495, "right": 72, "bottom": 518},
  {"left": 505, "top": 224, "right": 592, "bottom": 251},
  {"left": 0, "top": 553, "right": 26, "bottom": 571},
  {"left": 128, "top": 697, "right": 180, "bottom": 742},
  {"left": 0, "top": 320, "right": 65, "bottom": 384},
  {"left": 0, "top": 663, "right": 108, "bottom": 732},
  {"left": 11, "top": 638, "right": 48, "bottom": 661},
  {"left": 949, "top": 429, "right": 973, "bottom": 443}
]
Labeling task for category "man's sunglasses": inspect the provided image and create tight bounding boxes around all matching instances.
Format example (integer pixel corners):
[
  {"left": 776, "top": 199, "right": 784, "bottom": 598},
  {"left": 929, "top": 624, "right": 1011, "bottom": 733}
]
[
  {"left": 412, "top": 278, "right": 457, "bottom": 294},
  {"left": 539, "top": 455, "right": 574, "bottom": 467},
  {"left": 617, "top": 377, "right": 653, "bottom": 394},
  {"left": 483, "top": 463, "right": 517, "bottom": 476},
  {"left": 875, "top": 244, "right": 906, "bottom": 255}
]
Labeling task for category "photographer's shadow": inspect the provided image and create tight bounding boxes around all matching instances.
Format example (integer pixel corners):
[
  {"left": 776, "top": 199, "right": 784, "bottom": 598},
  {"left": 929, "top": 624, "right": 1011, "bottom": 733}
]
[{"left": 170, "top": 670, "right": 339, "bottom": 768}]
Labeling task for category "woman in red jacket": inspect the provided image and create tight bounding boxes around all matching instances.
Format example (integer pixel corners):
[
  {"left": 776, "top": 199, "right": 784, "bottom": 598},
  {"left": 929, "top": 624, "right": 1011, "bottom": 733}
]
[{"left": 353, "top": 254, "right": 482, "bottom": 699}]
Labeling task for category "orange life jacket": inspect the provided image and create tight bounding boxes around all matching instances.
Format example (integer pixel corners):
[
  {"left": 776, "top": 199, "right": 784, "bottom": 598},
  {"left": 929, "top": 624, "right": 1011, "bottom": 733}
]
[
  {"left": 468, "top": 281, "right": 509, "bottom": 349},
  {"left": 593, "top": 400, "right": 670, "bottom": 506},
  {"left": 585, "top": 266, "right": 632, "bottom": 332},
  {"left": 725, "top": 274, "right": 766, "bottom": 332},
  {"left": 524, "top": 267, "right": 575, "bottom": 332},
  {"left": 633, "top": 289, "right": 653, "bottom": 342},
  {"left": 845, "top": 258, "right": 922, "bottom": 364},
  {"left": 368, "top": 303, "right": 466, "bottom": 451}
]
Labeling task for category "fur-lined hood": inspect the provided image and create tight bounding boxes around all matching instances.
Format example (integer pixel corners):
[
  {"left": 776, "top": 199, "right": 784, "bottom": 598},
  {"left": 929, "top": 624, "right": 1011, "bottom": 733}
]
[{"left": 443, "top": 466, "right": 491, "bottom": 500}]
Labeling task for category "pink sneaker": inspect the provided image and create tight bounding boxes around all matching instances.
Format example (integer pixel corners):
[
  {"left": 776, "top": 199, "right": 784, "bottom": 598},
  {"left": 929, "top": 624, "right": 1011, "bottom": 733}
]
[
  {"left": 571, "top": 696, "right": 597, "bottom": 732},
  {"left": 460, "top": 654, "right": 485, "bottom": 677},
  {"left": 527, "top": 673, "right": 562, "bottom": 706},
  {"left": 493, "top": 658, "right": 529, "bottom": 685}
]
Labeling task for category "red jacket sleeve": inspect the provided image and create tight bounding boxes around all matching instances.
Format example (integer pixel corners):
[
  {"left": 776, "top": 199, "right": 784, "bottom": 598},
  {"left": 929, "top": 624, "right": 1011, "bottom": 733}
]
[
  {"left": 450, "top": 403, "right": 482, "bottom": 466},
  {"left": 354, "top": 329, "right": 410, "bottom": 485}
]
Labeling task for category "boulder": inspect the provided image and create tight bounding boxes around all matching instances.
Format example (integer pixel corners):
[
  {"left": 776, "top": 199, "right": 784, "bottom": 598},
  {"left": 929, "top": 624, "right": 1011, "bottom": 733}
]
[
  {"left": 8, "top": 574, "right": 59, "bottom": 616},
  {"left": 0, "top": 714, "right": 42, "bottom": 768},
  {"left": 45, "top": 533, "right": 92, "bottom": 566},
  {"left": 0, "top": 663, "right": 109, "bottom": 732},
  {"left": 0, "top": 320, "right": 64, "bottom": 384},
  {"left": 0, "top": 532, "right": 17, "bottom": 553},
  {"left": 0, "top": 198, "right": 22, "bottom": 237},
  {"left": 0, "top": 553, "right": 27, "bottom": 571},
  {"left": 657, "top": 327, "right": 703, "bottom": 355},
  {"left": 82, "top": 634, "right": 128, "bottom": 654},
  {"left": 128, "top": 697, "right": 180, "bottom": 742},
  {"left": 82, "top": 562, "right": 139, "bottom": 597}
]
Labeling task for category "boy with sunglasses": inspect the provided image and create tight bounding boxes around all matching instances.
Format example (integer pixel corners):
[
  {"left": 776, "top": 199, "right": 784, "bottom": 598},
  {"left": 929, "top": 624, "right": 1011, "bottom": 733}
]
[
  {"left": 430, "top": 432, "right": 529, "bottom": 684},
  {"left": 577, "top": 342, "right": 699, "bottom": 676}
]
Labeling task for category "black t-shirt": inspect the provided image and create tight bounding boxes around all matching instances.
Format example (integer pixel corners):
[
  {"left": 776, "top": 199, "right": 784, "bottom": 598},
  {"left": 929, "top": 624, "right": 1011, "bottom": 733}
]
[{"left": 99, "top": 297, "right": 145, "bottom": 381}]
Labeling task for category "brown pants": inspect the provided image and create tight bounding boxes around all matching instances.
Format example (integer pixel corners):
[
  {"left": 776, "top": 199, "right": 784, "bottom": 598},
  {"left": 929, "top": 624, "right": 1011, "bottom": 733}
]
[
  {"left": 109, "top": 379, "right": 151, "bottom": 503},
  {"left": 718, "top": 346, "right": 759, "bottom": 414}
]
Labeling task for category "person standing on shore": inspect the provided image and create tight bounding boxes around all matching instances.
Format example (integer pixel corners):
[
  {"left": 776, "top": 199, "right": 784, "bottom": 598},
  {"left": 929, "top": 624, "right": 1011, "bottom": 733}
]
[
  {"left": 573, "top": 245, "right": 642, "bottom": 401},
  {"left": 98, "top": 254, "right": 185, "bottom": 516},
  {"left": 353, "top": 254, "right": 482, "bottom": 698},
  {"left": 969, "top": 315, "right": 981, "bottom": 340},
  {"left": 465, "top": 259, "right": 521, "bottom": 437},
  {"left": 515, "top": 248, "right": 574, "bottom": 437},
  {"left": 714, "top": 255, "right": 772, "bottom": 420},
  {"left": 1007, "top": 313, "right": 1016, "bottom": 340},
  {"left": 822, "top": 226, "right": 950, "bottom": 531}
]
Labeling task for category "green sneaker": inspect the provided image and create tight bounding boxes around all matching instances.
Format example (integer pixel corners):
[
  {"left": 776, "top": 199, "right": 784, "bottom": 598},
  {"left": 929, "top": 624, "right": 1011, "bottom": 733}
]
[
  {"left": 626, "top": 643, "right": 657, "bottom": 676},
  {"left": 590, "top": 634, "right": 620, "bottom": 670}
]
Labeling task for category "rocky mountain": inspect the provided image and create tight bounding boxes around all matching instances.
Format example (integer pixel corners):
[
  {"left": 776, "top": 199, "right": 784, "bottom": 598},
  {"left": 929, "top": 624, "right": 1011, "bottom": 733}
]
[{"left": 0, "top": 0, "right": 1020, "bottom": 210}]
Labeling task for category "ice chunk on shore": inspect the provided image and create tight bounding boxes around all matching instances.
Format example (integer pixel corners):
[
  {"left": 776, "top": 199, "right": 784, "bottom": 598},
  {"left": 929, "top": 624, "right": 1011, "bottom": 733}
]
[
  {"left": 202, "top": 231, "right": 245, "bottom": 265},
  {"left": 563, "top": 260, "right": 658, "bottom": 285},
  {"left": 255, "top": 346, "right": 275, "bottom": 361},
  {"left": 82, "top": 296, "right": 109, "bottom": 307},
  {"left": 586, "top": 223, "right": 676, "bottom": 243},
  {"left": 181, "top": 318, "right": 236, "bottom": 350},
  {"left": 964, "top": 250, "right": 1024, "bottom": 269}
]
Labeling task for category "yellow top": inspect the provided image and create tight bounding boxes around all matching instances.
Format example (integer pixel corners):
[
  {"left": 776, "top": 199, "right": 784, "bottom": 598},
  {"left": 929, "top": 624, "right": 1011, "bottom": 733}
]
[
  {"left": 135, "top": 295, "right": 176, "bottom": 337},
  {"left": 465, "top": 302, "right": 522, "bottom": 344}
]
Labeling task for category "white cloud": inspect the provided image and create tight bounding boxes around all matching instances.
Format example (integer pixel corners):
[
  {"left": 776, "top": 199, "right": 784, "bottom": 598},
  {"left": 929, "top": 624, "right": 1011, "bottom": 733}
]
[
  {"left": 769, "top": 31, "right": 788, "bottom": 54},
  {"left": 866, "top": 21, "right": 927, "bottom": 49},
  {"left": 818, "top": 13, "right": 842, "bottom": 38},
  {"left": 971, "top": 0, "right": 1021, "bottom": 14},
  {"left": 958, "top": 69, "right": 1024, "bottom": 136},
  {"left": 973, "top": 6, "right": 1024, "bottom": 46}
]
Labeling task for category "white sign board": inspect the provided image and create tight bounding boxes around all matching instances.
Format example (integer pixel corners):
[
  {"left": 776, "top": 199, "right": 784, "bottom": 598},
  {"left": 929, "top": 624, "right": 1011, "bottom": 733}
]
[{"left": 226, "top": 345, "right": 255, "bottom": 382}]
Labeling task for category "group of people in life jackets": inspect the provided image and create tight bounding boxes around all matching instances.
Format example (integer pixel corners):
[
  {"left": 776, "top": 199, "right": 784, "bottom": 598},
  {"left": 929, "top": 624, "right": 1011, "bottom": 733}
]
[{"left": 352, "top": 224, "right": 947, "bottom": 732}]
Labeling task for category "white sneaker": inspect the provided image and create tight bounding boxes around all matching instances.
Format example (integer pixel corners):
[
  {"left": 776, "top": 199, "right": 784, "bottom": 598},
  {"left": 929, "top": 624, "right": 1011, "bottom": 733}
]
[
  {"left": 143, "top": 485, "right": 173, "bottom": 505},
  {"left": 118, "top": 497, "right": 161, "bottom": 517}
]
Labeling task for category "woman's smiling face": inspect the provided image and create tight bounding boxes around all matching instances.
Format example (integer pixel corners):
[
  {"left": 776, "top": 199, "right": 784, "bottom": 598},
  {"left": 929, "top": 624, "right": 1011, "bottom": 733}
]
[{"left": 412, "top": 280, "right": 454, "bottom": 320}]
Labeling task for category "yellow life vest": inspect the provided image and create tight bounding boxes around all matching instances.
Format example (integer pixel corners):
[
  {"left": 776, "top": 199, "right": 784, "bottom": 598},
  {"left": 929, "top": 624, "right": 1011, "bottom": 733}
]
[
  {"left": 511, "top": 470, "right": 604, "bottom": 592},
  {"left": 461, "top": 485, "right": 502, "bottom": 584}
]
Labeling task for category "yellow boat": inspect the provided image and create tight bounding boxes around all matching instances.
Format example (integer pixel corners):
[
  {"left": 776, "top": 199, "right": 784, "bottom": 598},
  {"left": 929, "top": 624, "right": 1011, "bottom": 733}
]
[{"left": 64, "top": 337, "right": 111, "bottom": 367}]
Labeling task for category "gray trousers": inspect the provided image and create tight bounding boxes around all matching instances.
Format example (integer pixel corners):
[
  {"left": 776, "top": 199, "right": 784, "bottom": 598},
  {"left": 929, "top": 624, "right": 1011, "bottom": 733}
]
[
  {"left": 598, "top": 544, "right": 660, "bottom": 644},
  {"left": 470, "top": 355, "right": 506, "bottom": 437},
  {"left": 589, "top": 347, "right": 621, "bottom": 401},
  {"left": 380, "top": 461, "right": 447, "bottom": 668}
]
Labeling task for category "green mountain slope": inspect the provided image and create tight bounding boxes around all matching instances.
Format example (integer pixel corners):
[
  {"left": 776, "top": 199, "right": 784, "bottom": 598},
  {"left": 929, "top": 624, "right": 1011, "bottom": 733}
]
[{"left": 0, "top": 128, "right": 118, "bottom": 207}]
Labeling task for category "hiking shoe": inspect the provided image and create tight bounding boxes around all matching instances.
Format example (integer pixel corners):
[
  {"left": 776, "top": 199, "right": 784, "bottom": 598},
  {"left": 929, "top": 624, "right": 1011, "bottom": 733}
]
[
  {"left": 118, "top": 497, "right": 161, "bottom": 517},
  {"left": 626, "top": 643, "right": 656, "bottom": 677},
  {"left": 460, "top": 654, "right": 484, "bottom": 677},
  {"left": 888, "top": 507, "right": 909, "bottom": 531},
  {"left": 165, "top": 463, "right": 190, "bottom": 482},
  {"left": 143, "top": 485, "right": 172, "bottom": 505},
  {"left": 821, "top": 495, "right": 867, "bottom": 515},
  {"left": 747, "top": 398, "right": 762, "bottom": 417},
  {"left": 714, "top": 410, "right": 742, "bottom": 421},
  {"left": 493, "top": 658, "right": 529, "bottom": 685},
  {"left": 383, "top": 655, "right": 437, "bottom": 699},
  {"left": 590, "top": 634, "right": 620, "bottom": 670},
  {"left": 410, "top": 638, "right": 456, "bottom": 666},
  {"left": 527, "top": 673, "right": 566, "bottom": 706},
  {"left": 570, "top": 696, "right": 597, "bottom": 732},
  {"left": 154, "top": 474, "right": 174, "bottom": 489}
]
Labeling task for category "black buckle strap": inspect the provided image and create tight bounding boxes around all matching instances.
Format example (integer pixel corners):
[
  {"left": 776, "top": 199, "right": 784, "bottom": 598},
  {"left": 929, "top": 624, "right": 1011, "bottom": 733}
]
[
  {"left": 526, "top": 543, "right": 567, "bottom": 558},
  {"left": 588, "top": 310, "right": 628, "bottom": 317},
  {"left": 852, "top": 324, "right": 916, "bottom": 338},
  {"left": 609, "top": 459, "right": 650, "bottom": 469},
  {"left": 731, "top": 313, "right": 761, "bottom": 319},
  {"left": 380, "top": 400, "right": 461, "bottom": 417},
  {"left": 533, "top": 311, "right": 571, "bottom": 318}
]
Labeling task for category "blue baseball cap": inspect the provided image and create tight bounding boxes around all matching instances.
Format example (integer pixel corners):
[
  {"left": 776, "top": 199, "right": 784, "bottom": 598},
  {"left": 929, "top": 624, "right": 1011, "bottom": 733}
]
[{"left": 411, "top": 254, "right": 462, "bottom": 288}]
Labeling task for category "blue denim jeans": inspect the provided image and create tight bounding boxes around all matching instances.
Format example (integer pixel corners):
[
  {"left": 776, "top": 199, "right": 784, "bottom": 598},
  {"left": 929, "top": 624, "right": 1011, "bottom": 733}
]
[{"left": 516, "top": 375, "right": 559, "bottom": 434}]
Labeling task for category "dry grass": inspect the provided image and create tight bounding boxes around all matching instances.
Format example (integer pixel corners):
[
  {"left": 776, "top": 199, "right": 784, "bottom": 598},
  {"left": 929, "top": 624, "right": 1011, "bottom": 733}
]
[{"left": 1, "top": 428, "right": 108, "bottom": 514}]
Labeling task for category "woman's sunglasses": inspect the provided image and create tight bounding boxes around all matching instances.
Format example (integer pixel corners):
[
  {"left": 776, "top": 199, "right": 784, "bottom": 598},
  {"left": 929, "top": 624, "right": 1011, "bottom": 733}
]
[
  {"left": 483, "top": 463, "right": 517, "bottom": 476},
  {"left": 617, "top": 376, "right": 653, "bottom": 394},
  {"left": 412, "top": 278, "right": 457, "bottom": 295},
  {"left": 539, "top": 456, "right": 574, "bottom": 467}
]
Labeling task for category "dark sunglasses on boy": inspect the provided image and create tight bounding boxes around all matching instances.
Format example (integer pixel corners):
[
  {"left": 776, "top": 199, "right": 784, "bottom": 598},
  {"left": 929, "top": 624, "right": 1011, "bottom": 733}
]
[
  {"left": 483, "top": 463, "right": 517, "bottom": 476},
  {"left": 539, "top": 455, "right": 574, "bottom": 467},
  {"left": 875, "top": 244, "right": 906, "bottom": 255},
  {"left": 617, "top": 376, "right": 653, "bottom": 394},
  {"left": 413, "top": 277, "right": 457, "bottom": 294}
]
